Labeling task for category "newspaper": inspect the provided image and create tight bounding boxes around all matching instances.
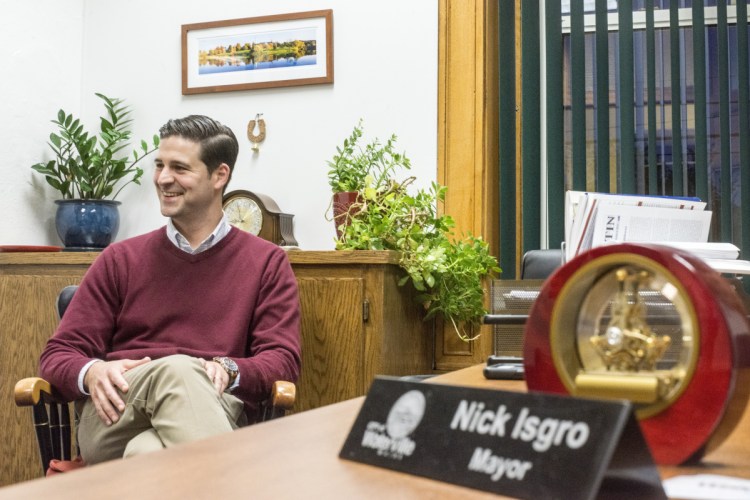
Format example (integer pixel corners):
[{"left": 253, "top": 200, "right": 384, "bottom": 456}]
[
  {"left": 564, "top": 191, "right": 750, "bottom": 275},
  {"left": 589, "top": 204, "right": 712, "bottom": 249},
  {"left": 565, "top": 191, "right": 706, "bottom": 262}
]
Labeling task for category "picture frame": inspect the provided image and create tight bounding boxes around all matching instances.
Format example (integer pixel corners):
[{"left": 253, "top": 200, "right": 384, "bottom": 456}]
[{"left": 182, "top": 10, "right": 333, "bottom": 95}]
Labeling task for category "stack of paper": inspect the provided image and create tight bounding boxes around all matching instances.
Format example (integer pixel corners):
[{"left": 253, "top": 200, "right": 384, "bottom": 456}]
[
  {"left": 659, "top": 241, "right": 740, "bottom": 260},
  {"left": 564, "top": 191, "right": 750, "bottom": 275}
]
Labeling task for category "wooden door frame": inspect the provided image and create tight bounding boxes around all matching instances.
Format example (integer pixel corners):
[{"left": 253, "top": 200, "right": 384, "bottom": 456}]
[{"left": 436, "top": 0, "right": 500, "bottom": 369}]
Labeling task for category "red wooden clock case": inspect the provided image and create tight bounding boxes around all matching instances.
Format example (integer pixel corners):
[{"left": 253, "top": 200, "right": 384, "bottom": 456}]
[{"left": 523, "top": 243, "right": 750, "bottom": 465}]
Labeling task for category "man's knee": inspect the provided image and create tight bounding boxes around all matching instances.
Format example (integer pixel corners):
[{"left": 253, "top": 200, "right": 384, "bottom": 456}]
[
  {"left": 123, "top": 429, "right": 165, "bottom": 458},
  {"left": 123, "top": 355, "right": 213, "bottom": 399},
  {"left": 144, "top": 355, "right": 208, "bottom": 383}
]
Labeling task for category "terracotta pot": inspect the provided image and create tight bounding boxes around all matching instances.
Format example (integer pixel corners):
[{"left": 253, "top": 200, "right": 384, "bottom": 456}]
[{"left": 332, "top": 191, "right": 360, "bottom": 239}]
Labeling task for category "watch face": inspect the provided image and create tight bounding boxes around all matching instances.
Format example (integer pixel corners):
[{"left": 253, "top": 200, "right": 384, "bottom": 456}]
[
  {"left": 223, "top": 357, "right": 239, "bottom": 372},
  {"left": 224, "top": 196, "right": 263, "bottom": 235}
]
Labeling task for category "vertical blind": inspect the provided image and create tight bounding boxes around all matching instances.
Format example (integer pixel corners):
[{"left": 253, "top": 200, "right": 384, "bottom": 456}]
[{"left": 499, "top": 1, "right": 750, "bottom": 278}]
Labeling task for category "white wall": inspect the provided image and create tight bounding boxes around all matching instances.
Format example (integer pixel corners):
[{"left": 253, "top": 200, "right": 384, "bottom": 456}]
[
  {"left": 1, "top": 0, "right": 437, "bottom": 250},
  {"left": 0, "top": 0, "right": 85, "bottom": 245}
]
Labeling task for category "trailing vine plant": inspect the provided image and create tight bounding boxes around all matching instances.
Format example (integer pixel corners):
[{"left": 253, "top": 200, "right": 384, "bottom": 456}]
[{"left": 329, "top": 122, "right": 500, "bottom": 340}]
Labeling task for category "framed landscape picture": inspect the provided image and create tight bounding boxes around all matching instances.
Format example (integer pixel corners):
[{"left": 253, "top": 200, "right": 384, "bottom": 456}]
[{"left": 182, "top": 10, "right": 333, "bottom": 94}]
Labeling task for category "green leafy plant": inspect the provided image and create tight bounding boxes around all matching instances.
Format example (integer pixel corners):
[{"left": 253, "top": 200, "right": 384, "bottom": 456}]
[
  {"left": 327, "top": 119, "right": 411, "bottom": 193},
  {"left": 31, "top": 93, "right": 159, "bottom": 200},
  {"left": 331, "top": 123, "right": 500, "bottom": 341}
]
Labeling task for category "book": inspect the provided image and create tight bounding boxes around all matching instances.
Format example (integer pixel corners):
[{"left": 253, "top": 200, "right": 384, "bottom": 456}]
[
  {"left": 703, "top": 258, "right": 750, "bottom": 274},
  {"left": 659, "top": 242, "right": 740, "bottom": 260}
]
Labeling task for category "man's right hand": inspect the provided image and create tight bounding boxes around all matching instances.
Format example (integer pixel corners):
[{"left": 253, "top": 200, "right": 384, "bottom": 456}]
[{"left": 83, "top": 357, "right": 151, "bottom": 426}]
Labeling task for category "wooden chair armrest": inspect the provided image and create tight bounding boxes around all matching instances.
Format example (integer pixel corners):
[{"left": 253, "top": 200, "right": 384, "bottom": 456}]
[
  {"left": 14, "top": 377, "right": 53, "bottom": 407},
  {"left": 271, "top": 381, "right": 296, "bottom": 411}
]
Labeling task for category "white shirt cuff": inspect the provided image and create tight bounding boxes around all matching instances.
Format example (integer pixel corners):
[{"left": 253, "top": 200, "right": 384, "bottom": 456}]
[
  {"left": 228, "top": 374, "right": 241, "bottom": 392},
  {"left": 78, "top": 359, "right": 102, "bottom": 395}
]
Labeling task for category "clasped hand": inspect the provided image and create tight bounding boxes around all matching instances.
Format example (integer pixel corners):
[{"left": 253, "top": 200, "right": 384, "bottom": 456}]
[{"left": 83, "top": 357, "right": 230, "bottom": 425}]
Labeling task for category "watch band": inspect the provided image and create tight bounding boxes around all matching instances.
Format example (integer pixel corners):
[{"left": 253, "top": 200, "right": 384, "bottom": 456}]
[{"left": 212, "top": 356, "right": 239, "bottom": 386}]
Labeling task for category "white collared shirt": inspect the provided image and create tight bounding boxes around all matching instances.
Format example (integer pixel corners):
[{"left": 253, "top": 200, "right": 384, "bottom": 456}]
[{"left": 166, "top": 214, "right": 232, "bottom": 254}]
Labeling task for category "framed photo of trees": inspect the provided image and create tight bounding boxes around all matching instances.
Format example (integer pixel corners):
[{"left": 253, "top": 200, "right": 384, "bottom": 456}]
[{"left": 182, "top": 10, "right": 334, "bottom": 94}]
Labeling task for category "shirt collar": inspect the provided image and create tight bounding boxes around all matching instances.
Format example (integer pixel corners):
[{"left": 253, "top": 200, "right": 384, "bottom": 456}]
[{"left": 166, "top": 214, "right": 232, "bottom": 254}]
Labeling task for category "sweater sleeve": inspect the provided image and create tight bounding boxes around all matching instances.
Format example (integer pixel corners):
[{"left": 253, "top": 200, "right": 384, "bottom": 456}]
[
  {"left": 232, "top": 247, "right": 302, "bottom": 405},
  {"left": 38, "top": 249, "right": 121, "bottom": 401}
]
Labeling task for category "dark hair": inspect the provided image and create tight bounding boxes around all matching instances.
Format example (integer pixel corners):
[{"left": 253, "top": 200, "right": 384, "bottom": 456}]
[{"left": 158, "top": 115, "right": 239, "bottom": 184}]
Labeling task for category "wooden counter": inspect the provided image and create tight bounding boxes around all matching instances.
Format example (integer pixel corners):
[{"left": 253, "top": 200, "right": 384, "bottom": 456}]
[{"left": 0, "top": 250, "right": 434, "bottom": 485}]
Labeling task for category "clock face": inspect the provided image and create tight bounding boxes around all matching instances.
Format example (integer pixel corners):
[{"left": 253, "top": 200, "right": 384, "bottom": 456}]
[
  {"left": 561, "top": 257, "right": 697, "bottom": 419},
  {"left": 222, "top": 189, "right": 297, "bottom": 246},
  {"left": 224, "top": 196, "right": 263, "bottom": 235}
]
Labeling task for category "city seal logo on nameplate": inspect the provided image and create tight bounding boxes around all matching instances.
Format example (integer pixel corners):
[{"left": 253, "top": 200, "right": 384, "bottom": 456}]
[{"left": 340, "top": 377, "right": 666, "bottom": 500}]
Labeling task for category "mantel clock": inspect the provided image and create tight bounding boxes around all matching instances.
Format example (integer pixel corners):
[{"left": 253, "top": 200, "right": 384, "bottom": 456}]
[{"left": 222, "top": 190, "right": 297, "bottom": 247}]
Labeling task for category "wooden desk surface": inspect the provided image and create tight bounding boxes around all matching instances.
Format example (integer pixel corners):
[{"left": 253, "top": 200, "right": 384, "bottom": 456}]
[{"left": 1, "top": 364, "right": 748, "bottom": 499}]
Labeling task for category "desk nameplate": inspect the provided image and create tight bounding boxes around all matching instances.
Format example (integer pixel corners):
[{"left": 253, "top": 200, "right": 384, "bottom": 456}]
[{"left": 340, "top": 377, "right": 666, "bottom": 500}]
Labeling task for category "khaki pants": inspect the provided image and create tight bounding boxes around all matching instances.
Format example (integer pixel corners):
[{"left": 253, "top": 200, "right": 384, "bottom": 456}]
[{"left": 76, "top": 354, "right": 246, "bottom": 464}]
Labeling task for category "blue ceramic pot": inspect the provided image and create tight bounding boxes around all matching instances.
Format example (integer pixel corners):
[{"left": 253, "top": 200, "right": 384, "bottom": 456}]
[{"left": 54, "top": 200, "right": 121, "bottom": 250}]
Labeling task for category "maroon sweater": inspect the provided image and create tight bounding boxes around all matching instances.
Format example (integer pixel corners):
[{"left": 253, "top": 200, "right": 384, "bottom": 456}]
[{"left": 39, "top": 227, "right": 301, "bottom": 417}]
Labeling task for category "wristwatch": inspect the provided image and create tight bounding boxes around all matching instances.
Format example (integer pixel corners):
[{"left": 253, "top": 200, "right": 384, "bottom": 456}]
[{"left": 212, "top": 356, "right": 239, "bottom": 386}]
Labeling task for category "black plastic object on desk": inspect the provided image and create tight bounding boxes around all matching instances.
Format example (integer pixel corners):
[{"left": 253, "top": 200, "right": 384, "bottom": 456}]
[{"left": 483, "top": 355, "right": 525, "bottom": 380}]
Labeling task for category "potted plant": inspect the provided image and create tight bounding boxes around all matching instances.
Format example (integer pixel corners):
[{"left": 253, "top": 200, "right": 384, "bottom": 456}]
[
  {"left": 328, "top": 122, "right": 500, "bottom": 340},
  {"left": 327, "top": 120, "right": 411, "bottom": 237},
  {"left": 31, "top": 93, "right": 159, "bottom": 249}
]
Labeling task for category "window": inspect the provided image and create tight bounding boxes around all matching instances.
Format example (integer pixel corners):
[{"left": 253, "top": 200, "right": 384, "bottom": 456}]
[{"left": 498, "top": 2, "right": 750, "bottom": 276}]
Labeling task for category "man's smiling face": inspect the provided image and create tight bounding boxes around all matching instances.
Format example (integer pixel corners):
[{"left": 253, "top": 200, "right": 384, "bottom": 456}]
[{"left": 153, "top": 136, "right": 222, "bottom": 227}]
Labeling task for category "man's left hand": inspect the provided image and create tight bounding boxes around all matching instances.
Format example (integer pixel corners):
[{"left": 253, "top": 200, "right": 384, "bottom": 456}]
[{"left": 200, "top": 359, "right": 229, "bottom": 394}]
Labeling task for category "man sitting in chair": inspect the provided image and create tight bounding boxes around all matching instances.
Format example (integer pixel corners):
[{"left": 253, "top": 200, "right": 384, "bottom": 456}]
[{"left": 39, "top": 115, "right": 301, "bottom": 465}]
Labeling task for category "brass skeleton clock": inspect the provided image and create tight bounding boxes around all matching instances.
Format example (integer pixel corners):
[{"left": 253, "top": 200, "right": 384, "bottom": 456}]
[
  {"left": 523, "top": 243, "right": 750, "bottom": 465},
  {"left": 222, "top": 190, "right": 297, "bottom": 246}
]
